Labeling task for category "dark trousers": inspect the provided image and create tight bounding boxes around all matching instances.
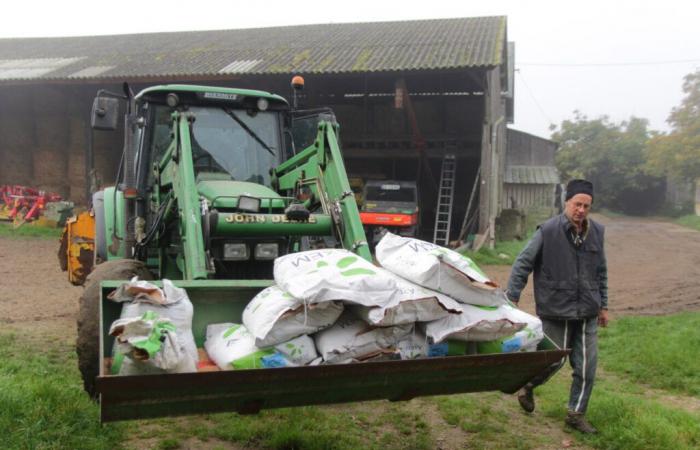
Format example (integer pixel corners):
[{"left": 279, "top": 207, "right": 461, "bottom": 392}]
[{"left": 528, "top": 318, "right": 598, "bottom": 413}]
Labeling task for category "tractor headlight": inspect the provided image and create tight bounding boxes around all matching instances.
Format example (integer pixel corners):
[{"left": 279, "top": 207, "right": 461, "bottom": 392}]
[
  {"left": 254, "top": 243, "right": 279, "bottom": 260},
  {"left": 237, "top": 195, "right": 261, "bottom": 213},
  {"left": 223, "top": 243, "right": 249, "bottom": 260}
]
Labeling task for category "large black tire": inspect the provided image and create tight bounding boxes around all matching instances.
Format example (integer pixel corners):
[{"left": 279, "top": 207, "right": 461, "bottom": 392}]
[{"left": 76, "top": 259, "right": 153, "bottom": 399}]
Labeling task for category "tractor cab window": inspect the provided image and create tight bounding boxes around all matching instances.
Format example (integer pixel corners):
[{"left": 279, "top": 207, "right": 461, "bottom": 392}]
[
  {"left": 190, "top": 106, "right": 280, "bottom": 185},
  {"left": 151, "top": 107, "right": 173, "bottom": 161},
  {"left": 291, "top": 108, "right": 337, "bottom": 151}
]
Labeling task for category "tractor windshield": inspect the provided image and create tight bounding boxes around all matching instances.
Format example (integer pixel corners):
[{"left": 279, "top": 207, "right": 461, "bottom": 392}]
[{"left": 189, "top": 106, "right": 280, "bottom": 185}]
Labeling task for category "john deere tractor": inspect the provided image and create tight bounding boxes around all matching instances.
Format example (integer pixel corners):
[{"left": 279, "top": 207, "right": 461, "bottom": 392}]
[{"left": 64, "top": 82, "right": 565, "bottom": 422}]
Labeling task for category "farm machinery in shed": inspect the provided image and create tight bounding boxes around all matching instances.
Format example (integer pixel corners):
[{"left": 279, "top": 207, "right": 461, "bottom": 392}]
[
  {"left": 0, "top": 184, "right": 69, "bottom": 228},
  {"left": 60, "top": 81, "right": 566, "bottom": 422}
]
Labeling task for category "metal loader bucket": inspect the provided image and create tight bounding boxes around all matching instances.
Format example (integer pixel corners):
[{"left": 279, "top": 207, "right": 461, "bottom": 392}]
[{"left": 96, "top": 280, "right": 568, "bottom": 422}]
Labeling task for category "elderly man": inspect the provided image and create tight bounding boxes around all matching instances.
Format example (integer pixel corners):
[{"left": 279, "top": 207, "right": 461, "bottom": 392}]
[{"left": 506, "top": 179, "right": 609, "bottom": 434}]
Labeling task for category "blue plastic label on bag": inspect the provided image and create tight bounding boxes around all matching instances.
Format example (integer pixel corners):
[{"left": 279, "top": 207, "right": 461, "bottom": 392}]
[
  {"left": 428, "top": 343, "right": 448, "bottom": 357},
  {"left": 501, "top": 336, "right": 523, "bottom": 353},
  {"left": 261, "top": 352, "right": 289, "bottom": 368}
]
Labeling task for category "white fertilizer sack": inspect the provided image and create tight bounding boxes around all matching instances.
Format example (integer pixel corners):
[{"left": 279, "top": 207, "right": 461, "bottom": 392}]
[
  {"left": 375, "top": 233, "right": 507, "bottom": 307},
  {"left": 204, "top": 323, "right": 274, "bottom": 370},
  {"left": 422, "top": 303, "right": 528, "bottom": 343},
  {"left": 396, "top": 328, "right": 430, "bottom": 360},
  {"left": 242, "top": 285, "right": 343, "bottom": 347},
  {"left": 109, "top": 310, "right": 196, "bottom": 375},
  {"left": 109, "top": 278, "right": 198, "bottom": 365},
  {"left": 351, "top": 275, "right": 462, "bottom": 326},
  {"left": 274, "top": 334, "right": 318, "bottom": 365},
  {"left": 314, "top": 311, "right": 412, "bottom": 363},
  {"left": 274, "top": 249, "right": 396, "bottom": 307},
  {"left": 261, "top": 335, "right": 319, "bottom": 368},
  {"left": 477, "top": 307, "right": 544, "bottom": 353}
]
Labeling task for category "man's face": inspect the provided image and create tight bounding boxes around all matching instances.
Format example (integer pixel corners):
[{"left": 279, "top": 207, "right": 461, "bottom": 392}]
[{"left": 565, "top": 193, "right": 593, "bottom": 225}]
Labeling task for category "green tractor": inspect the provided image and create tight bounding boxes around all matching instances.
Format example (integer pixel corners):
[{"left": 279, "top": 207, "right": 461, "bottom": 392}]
[{"left": 72, "top": 81, "right": 566, "bottom": 422}]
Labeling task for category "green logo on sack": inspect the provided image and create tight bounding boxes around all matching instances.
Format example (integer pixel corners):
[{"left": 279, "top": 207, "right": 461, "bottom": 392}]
[
  {"left": 305, "top": 255, "right": 375, "bottom": 277},
  {"left": 285, "top": 343, "right": 302, "bottom": 357},
  {"left": 337, "top": 256, "right": 375, "bottom": 276},
  {"left": 223, "top": 324, "right": 242, "bottom": 338},
  {"left": 474, "top": 305, "right": 499, "bottom": 311}
]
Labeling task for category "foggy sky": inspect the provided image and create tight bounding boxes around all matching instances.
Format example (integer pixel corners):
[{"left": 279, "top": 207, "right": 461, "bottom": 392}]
[{"left": 2, "top": 0, "right": 698, "bottom": 139}]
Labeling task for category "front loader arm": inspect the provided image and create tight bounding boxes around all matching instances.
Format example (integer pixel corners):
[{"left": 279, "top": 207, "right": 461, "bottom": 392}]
[
  {"left": 274, "top": 121, "right": 371, "bottom": 261},
  {"left": 158, "top": 112, "right": 208, "bottom": 280}
]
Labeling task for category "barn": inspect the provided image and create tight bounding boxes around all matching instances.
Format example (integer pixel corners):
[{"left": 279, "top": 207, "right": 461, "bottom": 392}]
[{"left": 0, "top": 17, "right": 519, "bottom": 243}]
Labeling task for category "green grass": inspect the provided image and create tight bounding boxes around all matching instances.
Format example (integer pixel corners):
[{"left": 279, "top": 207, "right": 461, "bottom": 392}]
[
  {"left": 133, "top": 402, "right": 432, "bottom": 450},
  {"left": 0, "top": 332, "right": 124, "bottom": 450},
  {"left": 0, "top": 221, "right": 63, "bottom": 239},
  {"left": 532, "top": 313, "right": 700, "bottom": 450},
  {"left": 434, "top": 392, "right": 553, "bottom": 449},
  {"left": 2, "top": 313, "right": 699, "bottom": 450},
  {"left": 675, "top": 214, "right": 700, "bottom": 232},
  {"left": 597, "top": 312, "right": 700, "bottom": 396},
  {"left": 463, "top": 238, "right": 529, "bottom": 266},
  {"left": 536, "top": 368, "right": 700, "bottom": 450}
]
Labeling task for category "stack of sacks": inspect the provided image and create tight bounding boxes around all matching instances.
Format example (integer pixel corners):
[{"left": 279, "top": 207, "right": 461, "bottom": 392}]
[
  {"left": 274, "top": 249, "right": 469, "bottom": 362},
  {"left": 205, "top": 239, "right": 543, "bottom": 369},
  {"left": 108, "top": 278, "right": 197, "bottom": 375},
  {"left": 376, "top": 233, "right": 543, "bottom": 350}
]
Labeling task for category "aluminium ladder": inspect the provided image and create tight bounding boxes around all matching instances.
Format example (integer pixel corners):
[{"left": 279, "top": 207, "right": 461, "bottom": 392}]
[{"left": 433, "top": 154, "right": 456, "bottom": 246}]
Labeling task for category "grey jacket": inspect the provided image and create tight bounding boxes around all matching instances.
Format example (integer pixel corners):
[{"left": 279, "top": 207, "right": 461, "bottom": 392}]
[{"left": 507, "top": 214, "right": 608, "bottom": 319}]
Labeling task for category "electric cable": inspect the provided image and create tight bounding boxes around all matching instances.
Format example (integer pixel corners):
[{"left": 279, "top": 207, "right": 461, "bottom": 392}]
[
  {"left": 515, "top": 70, "right": 554, "bottom": 126},
  {"left": 518, "top": 58, "right": 700, "bottom": 67}
]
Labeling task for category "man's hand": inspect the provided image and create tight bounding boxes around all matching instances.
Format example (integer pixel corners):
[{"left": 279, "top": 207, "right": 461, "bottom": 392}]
[
  {"left": 598, "top": 309, "right": 609, "bottom": 327},
  {"left": 504, "top": 290, "right": 519, "bottom": 307}
]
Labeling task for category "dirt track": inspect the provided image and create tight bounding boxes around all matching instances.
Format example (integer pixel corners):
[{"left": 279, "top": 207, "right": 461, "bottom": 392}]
[{"left": 2, "top": 213, "right": 700, "bottom": 330}]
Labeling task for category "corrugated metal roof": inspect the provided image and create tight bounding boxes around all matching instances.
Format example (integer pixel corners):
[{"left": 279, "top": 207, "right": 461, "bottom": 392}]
[
  {"left": 505, "top": 165, "right": 560, "bottom": 184},
  {"left": 0, "top": 17, "right": 506, "bottom": 81},
  {"left": 0, "top": 57, "right": 83, "bottom": 79}
]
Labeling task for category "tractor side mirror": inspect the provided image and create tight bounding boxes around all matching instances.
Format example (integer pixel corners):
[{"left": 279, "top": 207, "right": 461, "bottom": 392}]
[{"left": 91, "top": 96, "right": 120, "bottom": 130}]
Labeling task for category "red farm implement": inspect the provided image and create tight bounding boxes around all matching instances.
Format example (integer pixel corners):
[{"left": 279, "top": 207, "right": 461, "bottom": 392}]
[{"left": 0, "top": 185, "right": 62, "bottom": 228}]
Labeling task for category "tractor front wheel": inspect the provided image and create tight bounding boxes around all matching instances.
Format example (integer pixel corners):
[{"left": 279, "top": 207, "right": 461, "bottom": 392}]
[{"left": 76, "top": 259, "right": 153, "bottom": 399}]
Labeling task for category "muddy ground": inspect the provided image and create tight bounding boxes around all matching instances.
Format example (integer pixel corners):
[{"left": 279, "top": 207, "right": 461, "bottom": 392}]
[
  {"left": 2, "top": 213, "right": 699, "bottom": 449},
  {"left": 5, "top": 214, "right": 700, "bottom": 328}
]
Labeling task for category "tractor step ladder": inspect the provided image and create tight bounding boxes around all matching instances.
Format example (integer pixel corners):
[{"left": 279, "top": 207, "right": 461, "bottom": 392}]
[{"left": 433, "top": 154, "right": 456, "bottom": 246}]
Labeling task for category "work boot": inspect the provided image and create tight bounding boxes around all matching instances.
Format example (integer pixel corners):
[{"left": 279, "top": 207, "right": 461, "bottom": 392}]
[
  {"left": 565, "top": 411, "right": 598, "bottom": 434},
  {"left": 517, "top": 386, "right": 535, "bottom": 413}
]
